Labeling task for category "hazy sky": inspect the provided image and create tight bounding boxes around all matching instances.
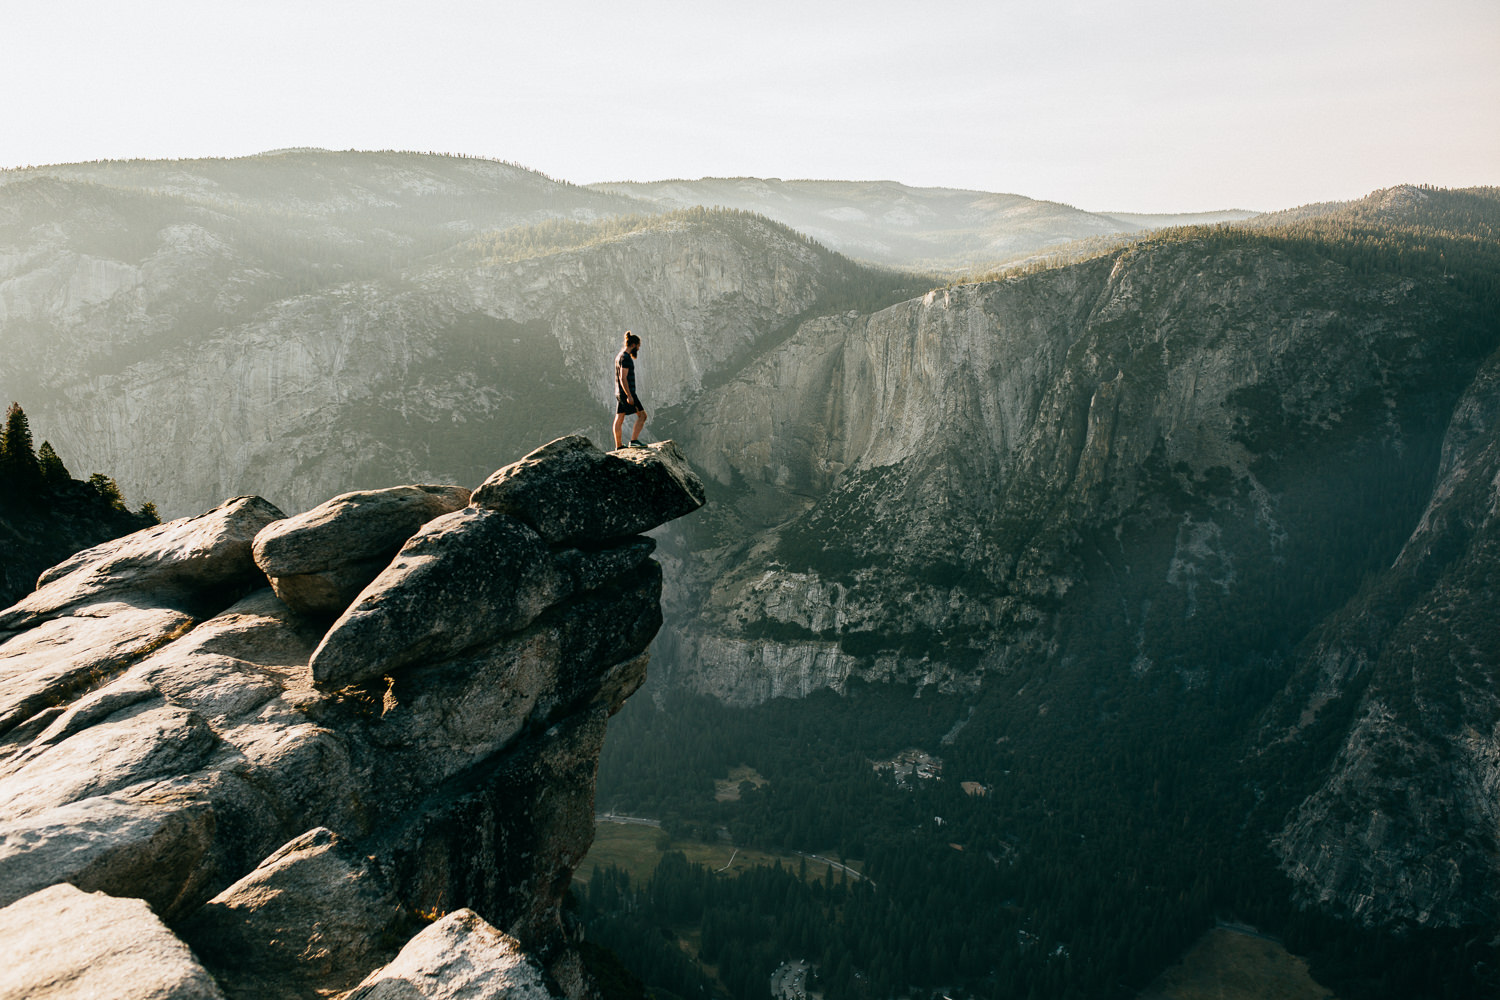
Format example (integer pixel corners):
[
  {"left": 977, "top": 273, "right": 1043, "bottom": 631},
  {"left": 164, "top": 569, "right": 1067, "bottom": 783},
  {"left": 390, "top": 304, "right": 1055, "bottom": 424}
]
[{"left": 4, "top": 0, "right": 1496, "bottom": 212}]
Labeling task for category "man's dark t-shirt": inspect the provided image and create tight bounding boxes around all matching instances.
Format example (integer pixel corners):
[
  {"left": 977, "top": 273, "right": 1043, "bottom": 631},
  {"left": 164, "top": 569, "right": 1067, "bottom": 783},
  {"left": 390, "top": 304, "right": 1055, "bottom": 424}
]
[{"left": 615, "top": 349, "right": 637, "bottom": 401}]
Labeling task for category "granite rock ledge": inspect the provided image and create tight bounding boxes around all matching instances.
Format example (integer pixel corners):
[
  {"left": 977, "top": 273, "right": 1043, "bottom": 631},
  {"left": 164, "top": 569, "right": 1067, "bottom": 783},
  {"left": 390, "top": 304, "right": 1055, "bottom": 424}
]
[{"left": 0, "top": 436, "right": 704, "bottom": 1000}]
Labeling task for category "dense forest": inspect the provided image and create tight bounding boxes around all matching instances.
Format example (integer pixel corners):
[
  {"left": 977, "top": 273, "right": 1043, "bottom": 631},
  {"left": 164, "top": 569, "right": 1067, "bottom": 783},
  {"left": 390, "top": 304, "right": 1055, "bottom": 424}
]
[
  {"left": 585, "top": 684, "right": 1493, "bottom": 1000},
  {"left": 0, "top": 402, "right": 157, "bottom": 607}
]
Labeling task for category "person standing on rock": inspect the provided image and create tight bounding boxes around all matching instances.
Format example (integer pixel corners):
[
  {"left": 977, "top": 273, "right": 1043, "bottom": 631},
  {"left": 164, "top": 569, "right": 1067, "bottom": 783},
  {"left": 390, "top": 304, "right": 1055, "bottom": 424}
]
[{"left": 613, "top": 331, "right": 647, "bottom": 449}]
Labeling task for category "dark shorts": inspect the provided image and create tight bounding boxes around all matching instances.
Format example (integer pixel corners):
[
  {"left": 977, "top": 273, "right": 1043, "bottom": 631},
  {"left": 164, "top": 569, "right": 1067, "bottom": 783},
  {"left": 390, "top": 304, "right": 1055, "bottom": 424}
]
[{"left": 616, "top": 397, "right": 644, "bottom": 415}]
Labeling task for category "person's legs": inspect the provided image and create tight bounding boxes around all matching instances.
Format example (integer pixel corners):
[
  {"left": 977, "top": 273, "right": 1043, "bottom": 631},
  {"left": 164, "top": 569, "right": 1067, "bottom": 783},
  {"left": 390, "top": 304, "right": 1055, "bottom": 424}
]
[
  {"left": 612, "top": 411, "right": 626, "bottom": 449},
  {"left": 630, "top": 409, "right": 647, "bottom": 444}
]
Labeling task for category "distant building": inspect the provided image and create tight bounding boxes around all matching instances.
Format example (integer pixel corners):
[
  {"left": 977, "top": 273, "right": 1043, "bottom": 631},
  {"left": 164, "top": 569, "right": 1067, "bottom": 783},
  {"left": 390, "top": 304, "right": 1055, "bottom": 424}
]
[{"left": 870, "top": 748, "right": 943, "bottom": 787}]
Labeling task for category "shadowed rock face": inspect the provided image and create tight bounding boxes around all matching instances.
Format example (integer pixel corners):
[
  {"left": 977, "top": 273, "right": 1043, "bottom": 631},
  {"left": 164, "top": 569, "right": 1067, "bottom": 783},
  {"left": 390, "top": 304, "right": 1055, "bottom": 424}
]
[{"left": 0, "top": 436, "right": 703, "bottom": 1000}]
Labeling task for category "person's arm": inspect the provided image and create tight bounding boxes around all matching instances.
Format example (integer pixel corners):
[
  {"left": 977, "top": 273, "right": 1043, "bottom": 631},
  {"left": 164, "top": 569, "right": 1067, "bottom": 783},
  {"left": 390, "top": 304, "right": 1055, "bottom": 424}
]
[{"left": 617, "top": 358, "right": 635, "bottom": 402}]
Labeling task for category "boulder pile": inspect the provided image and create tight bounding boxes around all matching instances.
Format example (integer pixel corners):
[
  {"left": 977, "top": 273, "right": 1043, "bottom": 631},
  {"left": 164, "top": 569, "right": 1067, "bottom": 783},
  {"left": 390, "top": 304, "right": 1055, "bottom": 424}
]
[{"left": 0, "top": 437, "right": 704, "bottom": 1000}]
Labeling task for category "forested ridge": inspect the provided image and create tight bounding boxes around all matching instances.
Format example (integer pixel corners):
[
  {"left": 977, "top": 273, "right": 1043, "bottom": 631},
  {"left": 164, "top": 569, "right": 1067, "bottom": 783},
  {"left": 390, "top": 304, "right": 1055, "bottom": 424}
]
[
  {"left": 0, "top": 151, "right": 639, "bottom": 396},
  {"left": 466, "top": 205, "right": 930, "bottom": 323},
  {"left": 1151, "top": 185, "right": 1500, "bottom": 312}
]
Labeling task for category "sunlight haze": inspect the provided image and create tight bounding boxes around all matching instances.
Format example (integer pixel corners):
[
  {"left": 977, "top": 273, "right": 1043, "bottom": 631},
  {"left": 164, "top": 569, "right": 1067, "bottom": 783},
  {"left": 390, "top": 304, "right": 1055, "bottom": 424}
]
[{"left": 4, "top": 0, "right": 1496, "bottom": 212}]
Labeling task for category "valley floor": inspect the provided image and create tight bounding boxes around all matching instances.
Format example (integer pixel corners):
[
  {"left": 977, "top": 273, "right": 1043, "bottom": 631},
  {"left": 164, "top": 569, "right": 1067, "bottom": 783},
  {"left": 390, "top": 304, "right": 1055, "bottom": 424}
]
[{"left": 581, "top": 822, "right": 1336, "bottom": 1000}]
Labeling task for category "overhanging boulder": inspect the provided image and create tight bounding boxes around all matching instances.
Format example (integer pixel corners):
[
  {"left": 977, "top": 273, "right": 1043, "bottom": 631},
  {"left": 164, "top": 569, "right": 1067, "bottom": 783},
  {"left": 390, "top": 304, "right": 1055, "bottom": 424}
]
[{"left": 471, "top": 436, "right": 705, "bottom": 546}]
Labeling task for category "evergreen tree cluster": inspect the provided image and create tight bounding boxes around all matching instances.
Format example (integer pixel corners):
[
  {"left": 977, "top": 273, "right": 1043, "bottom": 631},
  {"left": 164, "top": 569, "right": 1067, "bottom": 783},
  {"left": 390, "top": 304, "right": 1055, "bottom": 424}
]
[
  {"left": 0, "top": 403, "right": 158, "bottom": 606},
  {"left": 0, "top": 403, "right": 152, "bottom": 517}
]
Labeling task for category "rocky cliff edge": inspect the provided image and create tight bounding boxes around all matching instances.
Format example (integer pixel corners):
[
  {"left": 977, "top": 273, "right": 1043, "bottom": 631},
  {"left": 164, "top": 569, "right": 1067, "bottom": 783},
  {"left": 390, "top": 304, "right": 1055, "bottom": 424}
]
[{"left": 0, "top": 435, "right": 704, "bottom": 1000}]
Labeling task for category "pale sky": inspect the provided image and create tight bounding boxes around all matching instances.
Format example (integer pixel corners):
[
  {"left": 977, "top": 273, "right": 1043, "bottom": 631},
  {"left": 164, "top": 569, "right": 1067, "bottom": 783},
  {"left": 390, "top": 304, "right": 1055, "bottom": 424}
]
[{"left": 4, "top": 0, "right": 1496, "bottom": 213}]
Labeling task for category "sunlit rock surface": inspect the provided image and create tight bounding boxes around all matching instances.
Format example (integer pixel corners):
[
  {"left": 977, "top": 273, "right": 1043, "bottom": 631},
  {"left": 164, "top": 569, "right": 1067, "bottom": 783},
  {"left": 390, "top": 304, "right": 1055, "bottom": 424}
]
[
  {"left": 0, "top": 882, "right": 226, "bottom": 1000},
  {"left": 0, "top": 437, "right": 703, "bottom": 999},
  {"left": 345, "top": 908, "right": 560, "bottom": 1000},
  {"left": 252, "top": 484, "right": 471, "bottom": 617}
]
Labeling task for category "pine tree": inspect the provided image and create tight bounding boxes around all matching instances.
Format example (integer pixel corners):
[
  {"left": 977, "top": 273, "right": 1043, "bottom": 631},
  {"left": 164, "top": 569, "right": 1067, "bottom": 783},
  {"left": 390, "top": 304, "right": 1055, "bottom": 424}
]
[
  {"left": 36, "top": 437, "right": 69, "bottom": 485},
  {"left": 36, "top": 440, "right": 71, "bottom": 488},
  {"left": 0, "top": 402, "right": 43, "bottom": 496},
  {"left": 87, "top": 473, "right": 129, "bottom": 513}
]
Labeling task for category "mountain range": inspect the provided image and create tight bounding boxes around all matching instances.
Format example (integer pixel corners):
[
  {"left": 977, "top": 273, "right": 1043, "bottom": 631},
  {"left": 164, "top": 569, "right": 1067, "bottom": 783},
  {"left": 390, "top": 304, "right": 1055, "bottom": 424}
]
[
  {"left": 589, "top": 176, "right": 1257, "bottom": 272},
  {"left": 1, "top": 150, "right": 1496, "bottom": 996}
]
